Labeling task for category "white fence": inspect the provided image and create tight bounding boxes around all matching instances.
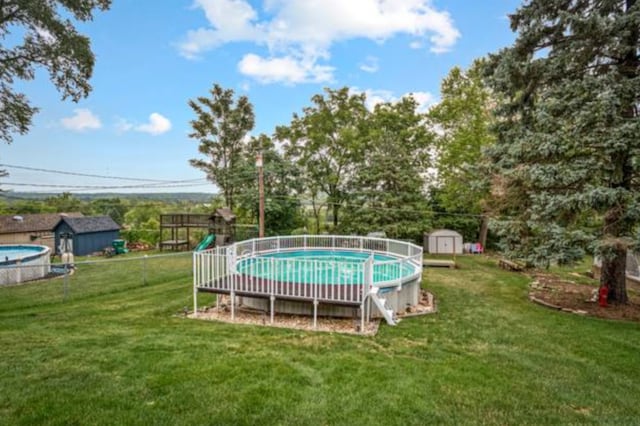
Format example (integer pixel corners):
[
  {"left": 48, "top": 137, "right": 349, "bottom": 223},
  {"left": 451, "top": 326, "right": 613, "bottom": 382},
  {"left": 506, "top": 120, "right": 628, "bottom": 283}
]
[{"left": 193, "top": 235, "right": 423, "bottom": 310}]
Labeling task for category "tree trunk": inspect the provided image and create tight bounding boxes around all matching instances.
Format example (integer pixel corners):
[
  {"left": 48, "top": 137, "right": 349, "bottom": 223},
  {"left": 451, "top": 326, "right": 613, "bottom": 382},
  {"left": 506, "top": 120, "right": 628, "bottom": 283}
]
[
  {"left": 225, "top": 188, "right": 234, "bottom": 211},
  {"left": 311, "top": 198, "right": 322, "bottom": 234},
  {"left": 600, "top": 0, "right": 635, "bottom": 305},
  {"left": 601, "top": 205, "right": 629, "bottom": 304},
  {"left": 478, "top": 215, "right": 489, "bottom": 248},
  {"left": 600, "top": 243, "right": 628, "bottom": 304},
  {"left": 332, "top": 203, "right": 339, "bottom": 229}
]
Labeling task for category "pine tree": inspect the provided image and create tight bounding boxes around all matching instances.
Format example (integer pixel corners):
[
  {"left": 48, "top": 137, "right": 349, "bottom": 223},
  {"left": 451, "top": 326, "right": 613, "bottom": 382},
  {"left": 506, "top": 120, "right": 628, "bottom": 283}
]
[{"left": 487, "top": 0, "right": 639, "bottom": 303}]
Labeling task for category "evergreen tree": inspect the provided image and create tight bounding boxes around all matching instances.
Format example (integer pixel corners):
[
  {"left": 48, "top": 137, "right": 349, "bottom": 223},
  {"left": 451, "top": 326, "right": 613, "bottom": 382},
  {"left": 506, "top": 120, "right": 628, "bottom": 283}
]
[{"left": 487, "top": 0, "right": 639, "bottom": 303}]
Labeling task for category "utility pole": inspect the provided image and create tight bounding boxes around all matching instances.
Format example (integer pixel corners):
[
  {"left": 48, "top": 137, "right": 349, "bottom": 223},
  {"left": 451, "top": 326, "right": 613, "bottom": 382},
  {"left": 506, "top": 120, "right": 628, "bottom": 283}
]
[{"left": 256, "top": 152, "right": 265, "bottom": 238}]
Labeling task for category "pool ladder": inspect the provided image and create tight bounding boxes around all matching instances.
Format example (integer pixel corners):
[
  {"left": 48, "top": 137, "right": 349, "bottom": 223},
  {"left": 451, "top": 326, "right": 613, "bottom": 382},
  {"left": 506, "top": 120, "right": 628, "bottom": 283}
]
[{"left": 369, "top": 287, "right": 398, "bottom": 326}]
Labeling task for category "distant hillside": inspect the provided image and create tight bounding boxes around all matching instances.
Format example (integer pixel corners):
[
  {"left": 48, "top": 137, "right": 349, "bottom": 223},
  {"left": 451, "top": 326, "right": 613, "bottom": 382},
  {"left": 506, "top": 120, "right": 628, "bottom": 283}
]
[{"left": 7, "top": 192, "right": 216, "bottom": 203}]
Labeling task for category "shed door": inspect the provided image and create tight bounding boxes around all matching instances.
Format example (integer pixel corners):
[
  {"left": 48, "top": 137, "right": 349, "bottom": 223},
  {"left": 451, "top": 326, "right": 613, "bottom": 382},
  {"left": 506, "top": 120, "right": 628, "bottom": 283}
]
[
  {"left": 437, "top": 237, "right": 452, "bottom": 254},
  {"left": 58, "top": 233, "right": 73, "bottom": 254}
]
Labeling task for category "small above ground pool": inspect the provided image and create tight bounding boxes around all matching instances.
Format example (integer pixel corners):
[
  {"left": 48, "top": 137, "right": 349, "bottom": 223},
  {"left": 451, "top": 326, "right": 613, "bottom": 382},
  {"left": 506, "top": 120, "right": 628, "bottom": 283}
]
[{"left": 0, "top": 245, "right": 51, "bottom": 285}]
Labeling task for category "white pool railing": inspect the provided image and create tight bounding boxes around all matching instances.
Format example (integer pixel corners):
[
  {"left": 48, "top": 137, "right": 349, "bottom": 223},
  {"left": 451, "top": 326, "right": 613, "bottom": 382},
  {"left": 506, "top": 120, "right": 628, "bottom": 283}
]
[{"left": 192, "top": 235, "right": 423, "bottom": 328}]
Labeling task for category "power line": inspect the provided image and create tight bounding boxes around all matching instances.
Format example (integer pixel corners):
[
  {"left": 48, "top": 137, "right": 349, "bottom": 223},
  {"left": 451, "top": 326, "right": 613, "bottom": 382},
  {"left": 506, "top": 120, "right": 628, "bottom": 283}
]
[
  {"left": 235, "top": 192, "right": 487, "bottom": 218},
  {"left": 0, "top": 181, "right": 210, "bottom": 190},
  {"left": 0, "top": 163, "right": 282, "bottom": 193},
  {"left": 0, "top": 191, "right": 495, "bottom": 220},
  {"left": 0, "top": 161, "right": 299, "bottom": 193},
  {"left": 0, "top": 163, "right": 490, "bottom": 219},
  {"left": 0, "top": 163, "right": 194, "bottom": 183},
  {"left": 1, "top": 162, "right": 292, "bottom": 181}
]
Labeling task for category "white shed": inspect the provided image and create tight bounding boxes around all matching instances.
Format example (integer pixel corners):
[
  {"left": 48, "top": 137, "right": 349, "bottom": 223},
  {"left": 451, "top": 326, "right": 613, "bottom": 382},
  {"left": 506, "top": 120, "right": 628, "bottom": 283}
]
[{"left": 425, "top": 229, "right": 463, "bottom": 254}]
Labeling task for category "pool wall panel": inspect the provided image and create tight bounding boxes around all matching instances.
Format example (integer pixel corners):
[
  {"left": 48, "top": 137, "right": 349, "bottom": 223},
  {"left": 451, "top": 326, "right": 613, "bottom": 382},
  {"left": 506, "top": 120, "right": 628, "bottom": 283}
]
[{"left": 239, "top": 277, "right": 422, "bottom": 318}]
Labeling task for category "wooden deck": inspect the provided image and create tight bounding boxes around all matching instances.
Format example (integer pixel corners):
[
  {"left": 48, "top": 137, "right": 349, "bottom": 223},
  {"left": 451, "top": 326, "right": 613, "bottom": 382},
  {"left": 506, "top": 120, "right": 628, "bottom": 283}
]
[
  {"left": 159, "top": 239, "right": 189, "bottom": 251},
  {"left": 423, "top": 259, "right": 456, "bottom": 268}
]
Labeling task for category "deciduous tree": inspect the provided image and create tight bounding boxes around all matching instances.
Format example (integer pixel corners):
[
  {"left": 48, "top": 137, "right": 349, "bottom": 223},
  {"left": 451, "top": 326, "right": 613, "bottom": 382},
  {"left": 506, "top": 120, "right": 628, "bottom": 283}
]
[
  {"left": 188, "top": 84, "right": 255, "bottom": 210},
  {"left": 341, "top": 96, "right": 433, "bottom": 240},
  {"left": 429, "top": 60, "right": 495, "bottom": 246},
  {"left": 234, "top": 134, "right": 304, "bottom": 235},
  {"left": 0, "top": 0, "right": 110, "bottom": 143},
  {"left": 0, "top": 0, "right": 110, "bottom": 184},
  {"left": 277, "top": 87, "right": 368, "bottom": 228}
]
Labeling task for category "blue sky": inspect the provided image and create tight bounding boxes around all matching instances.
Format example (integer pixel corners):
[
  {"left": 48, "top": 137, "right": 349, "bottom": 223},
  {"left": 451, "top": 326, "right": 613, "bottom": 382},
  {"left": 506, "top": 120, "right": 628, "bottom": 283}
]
[{"left": 1, "top": 0, "right": 521, "bottom": 194}]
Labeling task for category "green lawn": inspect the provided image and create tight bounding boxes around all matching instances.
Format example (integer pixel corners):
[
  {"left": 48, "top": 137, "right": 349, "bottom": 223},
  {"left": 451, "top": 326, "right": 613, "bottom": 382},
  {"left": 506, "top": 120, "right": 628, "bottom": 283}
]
[{"left": 0, "top": 255, "right": 638, "bottom": 425}]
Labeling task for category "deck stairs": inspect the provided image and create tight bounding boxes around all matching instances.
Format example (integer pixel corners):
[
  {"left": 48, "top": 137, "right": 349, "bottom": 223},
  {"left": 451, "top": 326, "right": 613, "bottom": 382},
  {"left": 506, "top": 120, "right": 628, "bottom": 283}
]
[{"left": 369, "top": 287, "right": 398, "bottom": 326}]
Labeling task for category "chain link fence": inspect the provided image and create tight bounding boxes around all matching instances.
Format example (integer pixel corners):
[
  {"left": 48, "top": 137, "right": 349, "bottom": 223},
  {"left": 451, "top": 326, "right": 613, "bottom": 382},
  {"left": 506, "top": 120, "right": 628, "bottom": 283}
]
[{"left": 0, "top": 251, "right": 194, "bottom": 312}]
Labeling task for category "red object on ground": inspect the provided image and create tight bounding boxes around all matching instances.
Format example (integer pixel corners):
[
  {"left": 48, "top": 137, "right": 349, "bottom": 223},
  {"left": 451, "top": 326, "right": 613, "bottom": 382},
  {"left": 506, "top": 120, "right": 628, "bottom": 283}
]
[{"left": 598, "top": 285, "right": 609, "bottom": 307}]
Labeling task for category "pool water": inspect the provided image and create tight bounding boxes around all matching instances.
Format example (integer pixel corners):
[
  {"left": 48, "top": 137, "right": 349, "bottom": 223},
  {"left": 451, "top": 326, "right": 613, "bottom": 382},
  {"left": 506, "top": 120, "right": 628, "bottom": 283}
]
[
  {"left": 236, "top": 250, "right": 415, "bottom": 285},
  {"left": 0, "top": 246, "right": 46, "bottom": 263}
]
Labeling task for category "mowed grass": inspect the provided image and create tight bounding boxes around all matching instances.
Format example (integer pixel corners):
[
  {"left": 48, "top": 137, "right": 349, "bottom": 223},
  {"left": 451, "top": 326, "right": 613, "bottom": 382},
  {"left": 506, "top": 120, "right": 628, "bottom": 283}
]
[{"left": 0, "top": 255, "right": 639, "bottom": 425}]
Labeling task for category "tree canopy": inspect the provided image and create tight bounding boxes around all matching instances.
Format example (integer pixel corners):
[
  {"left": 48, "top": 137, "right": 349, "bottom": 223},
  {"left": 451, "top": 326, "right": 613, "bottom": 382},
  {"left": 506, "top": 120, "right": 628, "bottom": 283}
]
[
  {"left": 188, "top": 84, "right": 255, "bottom": 210},
  {"left": 486, "top": 0, "right": 640, "bottom": 303},
  {"left": 277, "top": 87, "right": 368, "bottom": 229},
  {"left": 234, "top": 134, "right": 304, "bottom": 236},
  {"left": 428, "top": 60, "right": 496, "bottom": 246},
  {"left": 340, "top": 96, "right": 433, "bottom": 240},
  {"left": 0, "top": 0, "right": 111, "bottom": 143}
]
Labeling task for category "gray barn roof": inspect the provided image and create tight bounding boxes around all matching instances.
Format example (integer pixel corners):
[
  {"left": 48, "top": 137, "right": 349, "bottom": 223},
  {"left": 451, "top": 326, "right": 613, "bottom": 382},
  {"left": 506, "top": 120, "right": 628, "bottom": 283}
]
[
  {"left": 55, "top": 216, "right": 120, "bottom": 234},
  {"left": 0, "top": 212, "right": 84, "bottom": 234}
]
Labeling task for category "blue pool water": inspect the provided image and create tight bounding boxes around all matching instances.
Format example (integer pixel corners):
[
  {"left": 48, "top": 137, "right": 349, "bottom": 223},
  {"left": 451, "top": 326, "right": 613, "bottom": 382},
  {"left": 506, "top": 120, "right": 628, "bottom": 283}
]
[
  {"left": 236, "top": 250, "right": 415, "bottom": 285},
  {"left": 0, "top": 245, "right": 47, "bottom": 263}
]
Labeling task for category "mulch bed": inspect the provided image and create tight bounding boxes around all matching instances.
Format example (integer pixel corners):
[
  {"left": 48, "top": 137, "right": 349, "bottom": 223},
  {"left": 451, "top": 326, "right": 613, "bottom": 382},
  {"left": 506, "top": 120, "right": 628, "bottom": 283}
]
[
  {"left": 188, "top": 290, "right": 436, "bottom": 335},
  {"left": 529, "top": 272, "right": 640, "bottom": 322}
]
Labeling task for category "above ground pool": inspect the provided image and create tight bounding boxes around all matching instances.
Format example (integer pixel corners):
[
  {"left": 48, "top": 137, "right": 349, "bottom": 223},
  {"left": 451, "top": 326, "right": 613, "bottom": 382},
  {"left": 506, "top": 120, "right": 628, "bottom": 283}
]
[
  {"left": 236, "top": 250, "right": 416, "bottom": 285},
  {"left": 0, "top": 246, "right": 47, "bottom": 263},
  {"left": 194, "top": 235, "right": 424, "bottom": 324},
  {"left": 0, "top": 245, "right": 51, "bottom": 285}
]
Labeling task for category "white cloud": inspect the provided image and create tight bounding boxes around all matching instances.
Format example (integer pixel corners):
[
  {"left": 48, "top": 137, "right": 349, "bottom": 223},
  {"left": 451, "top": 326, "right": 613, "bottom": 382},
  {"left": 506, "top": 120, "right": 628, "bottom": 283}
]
[
  {"left": 114, "top": 117, "right": 133, "bottom": 134},
  {"left": 61, "top": 108, "right": 102, "bottom": 132},
  {"left": 359, "top": 88, "right": 395, "bottom": 110},
  {"left": 178, "top": 0, "right": 262, "bottom": 59},
  {"left": 410, "top": 91, "right": 437, "bottom": 113},
  {"left": 238, "top": 53, "right": 334, "bottom": 84},
  {"left": 359, "top": 56, "right": 379, "bottom": 73},
  {"left": 354, "top": 88, "right": 436, "bottom": 112},
  {"left": 135, "top": 113, "right": 172, "bottom": 135},
  {"left": 178, "top": 0, "right": 460, "bottom": 84}
]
